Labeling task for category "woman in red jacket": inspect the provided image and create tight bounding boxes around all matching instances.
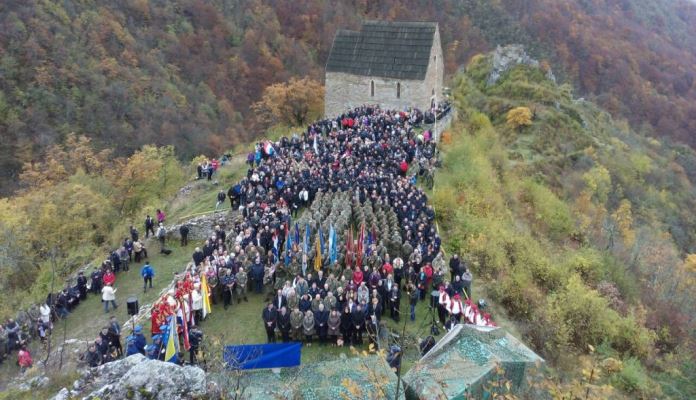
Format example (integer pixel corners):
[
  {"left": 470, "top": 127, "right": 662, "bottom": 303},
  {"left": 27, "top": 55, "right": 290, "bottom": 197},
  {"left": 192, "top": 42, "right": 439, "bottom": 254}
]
[
  {"left": 103, "top": 269, "right": 116, "bottom": 286},
  {"left": 352, "top": 267, "right": 364, "bottom": 286}
]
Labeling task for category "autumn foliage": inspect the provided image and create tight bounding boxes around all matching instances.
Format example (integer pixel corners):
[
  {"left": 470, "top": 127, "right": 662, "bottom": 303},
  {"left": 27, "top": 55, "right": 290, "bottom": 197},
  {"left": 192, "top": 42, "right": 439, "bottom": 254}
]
[
  {"left": 506, "top": 106, "right": 533, "bottom": 129},
  {"left": 252, "top": 77, "right": 324, "bottom": 128}
]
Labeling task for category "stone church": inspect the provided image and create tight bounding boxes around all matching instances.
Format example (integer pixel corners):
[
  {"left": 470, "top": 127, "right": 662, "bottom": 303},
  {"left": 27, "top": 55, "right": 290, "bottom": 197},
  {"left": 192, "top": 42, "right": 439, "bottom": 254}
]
[{"left": 324, "top": 21, "right": 444, "bottom": 117}]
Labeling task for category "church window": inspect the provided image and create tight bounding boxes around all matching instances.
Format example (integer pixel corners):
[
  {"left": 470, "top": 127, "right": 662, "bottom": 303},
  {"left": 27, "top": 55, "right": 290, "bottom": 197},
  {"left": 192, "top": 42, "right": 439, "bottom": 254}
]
[
  {"left": 371, "top": 80, "right": 374, "bottom": 97},
  {"left": 397, "top": 82, "right": 401, "bottom": 98}
]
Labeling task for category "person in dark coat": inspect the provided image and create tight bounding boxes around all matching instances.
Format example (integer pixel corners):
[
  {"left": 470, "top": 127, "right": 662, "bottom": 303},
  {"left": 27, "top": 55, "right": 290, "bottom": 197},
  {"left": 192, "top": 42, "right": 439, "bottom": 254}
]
[
  {"left": 108, "top": 316, "right": 122, "bottom": 357},
  {"left": 251, "top": 260, "right": 265, "bottom": 294},
  {"left": 340, "top": 306, "right": 353, "bottom": 346},
  {"left": 179, "top": 224, "right": 189, "bottom": 247},
  {"left": 90, "top": 268, "right": 103, "bottom": 295},
  {"left": 262, "top": 303, "right": 278, "bottom": 343},
  {"left": 389, "top": 284, "right": 401, "bottom": 321},
  {"left": 299, "top": 294, "right": 311, "bottom": 312},
  {"left": 314, "top": 303, "right": 329, "bottom": 344},
  {"left": 272, "top": 289, "right": 287, "bottom": 310},
  {"left": 144, "top": 215, "right": 155, "bottom": 238},
  {"left": 449, "top": 254, "right": 462, "bottom": 282},
  {"left": 351, "top": 304, "right": 365, "bottom": 345},
  {"left": 192, "top": 247, "right": 205, "bottom": 266},
  {"left": 189, "top": 327, "right": 203, "bottom": 365},
  {"left": 277, "top": 307, "right": 291, "bottom": 343},
  {"left": 76, "top": 271, "right": 88, "bottom": 300},
  {"left": 84, "top": 344, "right": 102, "bottom": 367}
]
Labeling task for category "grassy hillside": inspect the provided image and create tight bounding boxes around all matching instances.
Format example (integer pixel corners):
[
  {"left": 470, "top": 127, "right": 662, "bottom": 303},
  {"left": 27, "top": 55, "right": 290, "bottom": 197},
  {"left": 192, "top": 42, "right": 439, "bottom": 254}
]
[{"left": 431, "top": 54, "right": 696, "bottom": 398}]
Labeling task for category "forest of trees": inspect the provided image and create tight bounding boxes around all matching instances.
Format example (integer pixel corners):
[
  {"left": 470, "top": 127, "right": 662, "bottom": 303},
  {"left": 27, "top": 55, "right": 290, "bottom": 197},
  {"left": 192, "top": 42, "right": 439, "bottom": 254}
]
[
  {"left": 0, "top": 0, "right": 696, "bottom": 194},
  {"left": 1, "top": 0, "right": 695, "bottom": 195},
  {"left": 433, "top": 55, "right": 696, "bottom": 398}
]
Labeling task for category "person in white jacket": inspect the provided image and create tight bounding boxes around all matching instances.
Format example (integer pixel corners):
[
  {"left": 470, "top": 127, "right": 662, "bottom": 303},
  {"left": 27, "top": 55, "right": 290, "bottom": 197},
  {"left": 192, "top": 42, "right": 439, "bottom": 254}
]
[
  {"left": 39, "top": 303, "right": 52, "bottom": 325},
  {"left": 102, "top": 284, "right": 118, "bottom": 313}
]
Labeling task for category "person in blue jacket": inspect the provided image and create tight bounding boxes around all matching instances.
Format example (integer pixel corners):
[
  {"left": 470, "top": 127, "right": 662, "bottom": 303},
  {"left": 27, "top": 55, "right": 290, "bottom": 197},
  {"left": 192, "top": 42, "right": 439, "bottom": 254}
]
[
  {"left": 141, "top": 262, "right": 155, "bottom": 292},
  {"left": 125, "top": 325, "right": 147, "bottom": 356}
]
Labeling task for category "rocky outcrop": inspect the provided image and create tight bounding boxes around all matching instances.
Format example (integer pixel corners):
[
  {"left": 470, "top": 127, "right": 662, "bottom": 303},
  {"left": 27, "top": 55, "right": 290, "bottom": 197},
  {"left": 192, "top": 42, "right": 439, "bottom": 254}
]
[
  {"left": 51, "top": 354, "right": 207, "bottom": 400},
  {"left": 487, "top": 44, "right": 555, "bottom": 86},
  {"left": 165, "top": 211, "right": 240, "bottom": 241}
]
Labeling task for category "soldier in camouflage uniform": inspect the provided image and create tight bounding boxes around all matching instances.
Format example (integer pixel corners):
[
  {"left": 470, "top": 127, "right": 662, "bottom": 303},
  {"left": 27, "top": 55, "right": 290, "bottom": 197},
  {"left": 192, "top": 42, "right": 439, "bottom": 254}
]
[
  {"left": 311, "top": 294, "right": 324, "bottom": 313},
  {"left": 235, "top": 266, "right": 248, "bottom": 303},
  {"left": 324, "top": 291, "right": 337, "bottom": 311},
  {"left": 290, "top": 307, "right": 303, "bottom": 341}
]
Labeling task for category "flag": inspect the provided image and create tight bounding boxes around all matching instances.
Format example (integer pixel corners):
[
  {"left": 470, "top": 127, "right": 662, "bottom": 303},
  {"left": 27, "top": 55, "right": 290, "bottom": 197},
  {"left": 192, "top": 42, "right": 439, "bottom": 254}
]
[
  {"left": 356, "top": 223, "right": 365, "bottom": 268},
  {"left": 188, "top": 290, "right": 194, "bottom": 327},
  {"left": 294, "top": 222, "right": 300, "bottom": 247},
  {"left": 164, "top": 316, "right": 179, "bottom": 363},
  {"left": 263, "top": 141, "right": 275, "bottom": 156},
  {"left": 313, "top": 134, "right": 319, "bottom": 155},
  {"left": 179, "top": 300, "right": 191, "bottom": 351},
  {"left": 284, "top": 224, "right": 292, "bottom": 266},
  {"left": 200, "top": 274, "right": 212, "bottom": 319},
  {"left": 346, "top": 227, "right": 353, "bottom": 268},
  {"left": 272, "top": 231, "right": 279, "bottom": 263},
  {"left": 319, "top": 226, "right": 326, "bottom": 256},
  {"left": 302, "top": 223, "right": 310, "bottom": 275},
  {"left": 314, "top": 234, "right": 322, "bottom": 272},
  {"left": 329, "top": 224, "right": 337, "bottom": 265}
]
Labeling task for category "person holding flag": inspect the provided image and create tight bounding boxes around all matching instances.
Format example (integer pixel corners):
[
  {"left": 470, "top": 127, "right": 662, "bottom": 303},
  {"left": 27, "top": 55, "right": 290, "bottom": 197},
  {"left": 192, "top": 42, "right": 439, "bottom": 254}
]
[{"left": 314, "top": 233, "right": 322, "bottom": 272}]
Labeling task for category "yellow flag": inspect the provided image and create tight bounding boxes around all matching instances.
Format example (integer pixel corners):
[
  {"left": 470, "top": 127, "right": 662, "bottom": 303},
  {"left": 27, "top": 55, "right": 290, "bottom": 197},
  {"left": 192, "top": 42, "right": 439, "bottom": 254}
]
[
  {"left": 164, "top": 315, "right": 178, "bottom": 363},
  {"left": 314, "top": 235, "right": 322, "bottom": 272},
  {"left": 201, "top": 274, "right": 212, "bottom": 318}
]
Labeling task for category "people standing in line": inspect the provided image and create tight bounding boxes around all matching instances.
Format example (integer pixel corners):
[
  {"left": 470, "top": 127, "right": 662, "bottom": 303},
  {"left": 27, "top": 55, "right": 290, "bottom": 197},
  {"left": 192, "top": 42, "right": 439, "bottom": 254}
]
[{"left": 141, "top": 262, "right": 155, "bottom": 292}]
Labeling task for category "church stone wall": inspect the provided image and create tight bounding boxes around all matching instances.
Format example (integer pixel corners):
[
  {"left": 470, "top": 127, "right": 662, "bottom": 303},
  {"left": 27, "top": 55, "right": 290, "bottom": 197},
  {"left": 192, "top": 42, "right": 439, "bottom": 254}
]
[{"left": 324, "top": 72, "right": 429, "bottom": 118}]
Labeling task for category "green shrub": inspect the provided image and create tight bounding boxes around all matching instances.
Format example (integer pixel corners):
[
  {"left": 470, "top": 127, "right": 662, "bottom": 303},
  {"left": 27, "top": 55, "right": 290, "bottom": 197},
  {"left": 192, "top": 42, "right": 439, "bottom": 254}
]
[
  {"left": 561, "top": 248, "right": 605, "bottom": 285},
  {"left": 546, "top": 275, "right": 619, "bottom": 350},
  {"left": 519, "top": 179, "right": 574, "bottom": 241},
  {"left": 611, "top": 358, "right": 650, "bottom": 395},
  {"left": 611, "top": 314, "right": 656, "bottom": 360}
]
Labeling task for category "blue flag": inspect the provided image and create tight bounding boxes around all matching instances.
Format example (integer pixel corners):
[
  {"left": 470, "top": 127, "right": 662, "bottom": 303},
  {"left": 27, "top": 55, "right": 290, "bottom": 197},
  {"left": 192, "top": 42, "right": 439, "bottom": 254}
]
[
  {"left": 285, "top": 226, "right": 292, "bottom": 266},
  {"left": 329, "top": 224, "right": 337, "bottom": 265},
  {"left": 294, "top": 222, "right": 300, "bottom": 247},
  {"left": 224, "top": 343, "right": 302, "bottom": 370}
]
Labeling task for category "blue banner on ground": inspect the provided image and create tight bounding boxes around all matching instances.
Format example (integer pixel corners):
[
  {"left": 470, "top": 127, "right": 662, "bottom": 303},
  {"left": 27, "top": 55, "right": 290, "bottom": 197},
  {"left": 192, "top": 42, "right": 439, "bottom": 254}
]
[{"left": 223, "top": 342, "right": 302, "bottom": 370}]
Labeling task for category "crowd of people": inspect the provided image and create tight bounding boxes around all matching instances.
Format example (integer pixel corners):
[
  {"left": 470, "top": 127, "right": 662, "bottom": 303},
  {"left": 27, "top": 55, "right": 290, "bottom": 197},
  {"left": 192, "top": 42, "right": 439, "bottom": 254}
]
[
  {"left": 3, "top": 102, "right": 490, "bottom": 374},
  {"left": 177, "top": 103, "right": 492, "bottom": 349}
]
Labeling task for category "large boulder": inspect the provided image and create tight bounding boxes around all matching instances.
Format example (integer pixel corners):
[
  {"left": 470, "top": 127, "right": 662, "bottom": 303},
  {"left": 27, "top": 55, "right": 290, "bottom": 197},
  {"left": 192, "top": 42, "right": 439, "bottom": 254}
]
[
  {"left": 487, "top": 44, "right": 555, "bottom": 86},
  {"left": 52, "top": 354, "right": 206, "bottom": 400}
]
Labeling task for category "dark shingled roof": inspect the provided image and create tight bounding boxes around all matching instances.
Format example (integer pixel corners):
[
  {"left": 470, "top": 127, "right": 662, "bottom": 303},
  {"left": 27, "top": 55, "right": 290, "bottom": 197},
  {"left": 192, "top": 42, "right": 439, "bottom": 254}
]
[{"left": 326, "top": 21, "right": 437, "bottom": 80}]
